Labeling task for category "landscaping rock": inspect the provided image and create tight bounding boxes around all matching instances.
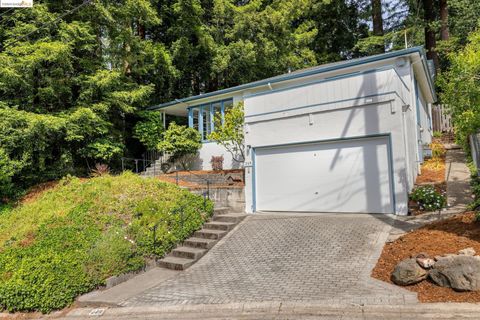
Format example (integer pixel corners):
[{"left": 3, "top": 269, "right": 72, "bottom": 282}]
[
  {"left": 429, "top": 255, "right": 480, "bottom": 291},
  {"left": 417, "top": 257, "right": 436, "bottom": 269},
  {"left": 434, "top": 254, "right": 456, "bottom": 261},
  {"left": 458, "top": 248, "right": 476, "bottom": 256},
  {"left": 392, "top": 258, "right": 428, "bottom": 285}
]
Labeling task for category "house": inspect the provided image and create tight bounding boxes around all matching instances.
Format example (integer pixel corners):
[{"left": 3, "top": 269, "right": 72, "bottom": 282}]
[{"left": 149, "top": 47, "right": 436, "bottom": 215}]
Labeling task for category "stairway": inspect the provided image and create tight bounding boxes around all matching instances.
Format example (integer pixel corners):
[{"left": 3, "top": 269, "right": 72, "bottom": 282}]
[{"left": 158, "top": 208, "right": 246, "bottom": 270}]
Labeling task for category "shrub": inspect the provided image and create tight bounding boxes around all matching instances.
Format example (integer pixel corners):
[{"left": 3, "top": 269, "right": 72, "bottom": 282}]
[
  {"left": 211, "top": 156, "right": 224, "bottom": 171},
  {"left": 158, "top": 122, "right": 201, "bottom": 170},
  {"left": 430, "top": 142, "right": 446, "bottom": 159},
  {"left": 90, "top": 163, "right": 110, "bottom": 177},
  {"left": 410, "top": 185, "right": 446, "bottom": 211},
  {"left": 433, "top": 131, "right": 443, "bottom": 139},
  {"left": 0, "top": 173, "right": 213, "bottom": 313}
]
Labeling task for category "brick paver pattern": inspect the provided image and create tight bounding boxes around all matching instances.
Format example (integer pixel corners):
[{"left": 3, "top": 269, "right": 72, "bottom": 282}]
[{"left": 123, "top": 214, "right": 417, "bottom": 306}]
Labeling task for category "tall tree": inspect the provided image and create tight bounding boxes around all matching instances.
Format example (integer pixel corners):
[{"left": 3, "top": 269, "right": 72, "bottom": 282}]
[
  {"left": 371, "top": 0, "right": 385, "bottom": 52},
  {"left": 439, "top": 0, "right": 450, "bottom": 40},
  {"left": 423, "top": 0, "right": 439, "bottom": 69}
]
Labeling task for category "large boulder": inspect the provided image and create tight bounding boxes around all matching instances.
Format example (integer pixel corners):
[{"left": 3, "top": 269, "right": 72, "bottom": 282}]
[
  {"left": 429, "top": 255, "right": 480, "bottom": 291},
  {"left": 392, "top": 258, "right": 428, "bottom": 285}
]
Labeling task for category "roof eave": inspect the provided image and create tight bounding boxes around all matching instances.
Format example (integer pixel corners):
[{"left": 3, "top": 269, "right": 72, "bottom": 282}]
[{"left": 149, "top": 46, "right": 435, "bottom": 110}]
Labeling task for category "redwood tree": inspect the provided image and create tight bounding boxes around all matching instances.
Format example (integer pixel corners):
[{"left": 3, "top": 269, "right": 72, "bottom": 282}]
[{"left": 423, "top": 0, "right": 439, "bottom": 69}]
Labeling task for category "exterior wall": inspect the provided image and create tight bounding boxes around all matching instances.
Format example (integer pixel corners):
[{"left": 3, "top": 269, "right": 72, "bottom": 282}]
[
  {"left": 192, "top": 142, "right": 242, "bottom": 170},
  {"left": 243, "top": 67, "right": 418, "bottom": 215}
]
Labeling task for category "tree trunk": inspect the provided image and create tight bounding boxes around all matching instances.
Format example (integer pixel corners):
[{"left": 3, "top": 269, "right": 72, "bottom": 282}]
[
  {"left": 371, "top": 0, "right": 385, "bottom": 53},
  {"left": 439, "top": 0, "right": 450, "bottom": 40},
  {"left": 423, "top": 0, "right": 439, "bottom": 70}
]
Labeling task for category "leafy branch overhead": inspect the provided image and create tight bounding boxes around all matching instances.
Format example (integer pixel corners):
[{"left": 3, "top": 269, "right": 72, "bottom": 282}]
[{"left": 208, "top": 102, "right": 245, "bottom": 163}]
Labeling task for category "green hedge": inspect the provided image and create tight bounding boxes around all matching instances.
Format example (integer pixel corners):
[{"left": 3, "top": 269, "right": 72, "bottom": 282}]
[{"left": 0, "top": 173, "right": 213, "bottom": 313}]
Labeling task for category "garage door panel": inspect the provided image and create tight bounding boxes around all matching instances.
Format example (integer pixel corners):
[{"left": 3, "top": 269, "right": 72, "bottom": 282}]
[{"left": 254, "top": 137, "right": 393, "bottom": 213}]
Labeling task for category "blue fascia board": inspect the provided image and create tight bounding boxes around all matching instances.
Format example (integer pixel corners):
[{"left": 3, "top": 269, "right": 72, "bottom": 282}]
[{"left": 149, "top": 46, "right": 435, "bottom": 111}]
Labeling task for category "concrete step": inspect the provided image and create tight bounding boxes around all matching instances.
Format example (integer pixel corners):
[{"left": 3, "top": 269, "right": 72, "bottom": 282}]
[
  {"left": 194, "top": 229, "right": 227, "bottom": 240},
  {"left": 213, "top": 207, "right": 230, "bottom": 215},
  {"left": 204, "top": 221, "right": 236, "bottom": 231},
  {"left": 213, "top": 214, "right": 246, "bottom": 223},
  {"left": 157, "top": 256, "right": 195, "bottom": 270},
  {"left": 183, "top": 237, "right": 218, "bottom": 249},
  {"left": 171, "top": 246, "right": 207, "bottom": 260}
]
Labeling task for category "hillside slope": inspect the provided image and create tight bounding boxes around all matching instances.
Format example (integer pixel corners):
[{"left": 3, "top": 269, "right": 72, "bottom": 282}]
[{"left": 0, "top": 173, "right": 212, "bottom": 313}]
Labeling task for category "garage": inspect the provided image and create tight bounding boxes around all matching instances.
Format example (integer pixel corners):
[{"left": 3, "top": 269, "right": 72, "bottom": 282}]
[{"left": 253, "top": 136, "right": 394, "bottom": 214}]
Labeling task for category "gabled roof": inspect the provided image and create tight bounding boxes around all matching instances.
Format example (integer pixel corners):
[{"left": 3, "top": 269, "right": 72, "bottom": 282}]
[{"left": 149, "top": 46, "right": 436, "bottom": 111}]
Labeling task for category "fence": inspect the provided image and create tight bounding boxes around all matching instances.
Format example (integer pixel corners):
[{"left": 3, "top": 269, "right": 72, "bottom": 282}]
[{"left": 432, "top": 104, "right": 453, "bottom": 133}]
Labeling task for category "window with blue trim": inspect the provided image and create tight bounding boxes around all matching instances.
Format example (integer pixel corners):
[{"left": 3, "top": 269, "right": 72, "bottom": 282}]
[{"left": 188, "top": 99, "right": 233, "bottom": 141}]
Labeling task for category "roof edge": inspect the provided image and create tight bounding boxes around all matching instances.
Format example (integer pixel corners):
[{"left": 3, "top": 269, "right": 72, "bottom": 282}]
[{"left": 149, "top": 46, "right": 433, "bottom": 110}]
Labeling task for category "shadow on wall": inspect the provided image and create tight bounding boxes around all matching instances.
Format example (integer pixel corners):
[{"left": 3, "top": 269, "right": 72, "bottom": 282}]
[{"left": 258, "top": 72, "right": 390, "bottom": 214}]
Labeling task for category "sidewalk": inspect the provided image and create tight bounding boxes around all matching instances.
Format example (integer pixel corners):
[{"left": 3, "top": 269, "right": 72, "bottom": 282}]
[{"left": 388, "top": 146, "right": 473, "bottom": 242}]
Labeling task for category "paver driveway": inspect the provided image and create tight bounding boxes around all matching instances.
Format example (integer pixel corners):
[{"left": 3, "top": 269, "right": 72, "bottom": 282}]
[{"left": 122, "top": 213, "right": 416, "bottom": 306}]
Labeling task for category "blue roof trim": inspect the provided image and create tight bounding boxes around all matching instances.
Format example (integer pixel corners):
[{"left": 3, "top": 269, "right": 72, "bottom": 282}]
[{"left": 149, "top": 46, "right": 436, "bottom": 110}]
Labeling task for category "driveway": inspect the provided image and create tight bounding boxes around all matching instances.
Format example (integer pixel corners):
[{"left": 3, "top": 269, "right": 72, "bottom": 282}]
[{"left": 121, "top": 213, "right": 416, "bottom": 307}]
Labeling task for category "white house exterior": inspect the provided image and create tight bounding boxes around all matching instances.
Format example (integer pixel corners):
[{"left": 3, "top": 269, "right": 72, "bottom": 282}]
[{"left": 150, "top": 47, "right": 436, "bottom": 215}]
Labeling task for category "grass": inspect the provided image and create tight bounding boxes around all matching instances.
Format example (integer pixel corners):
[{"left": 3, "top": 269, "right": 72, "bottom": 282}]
[{"left": 0, "top": 172, "right": 213, "bottom": 313}]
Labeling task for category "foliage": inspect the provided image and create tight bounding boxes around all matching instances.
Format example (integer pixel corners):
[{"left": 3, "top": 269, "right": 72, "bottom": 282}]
[
  {"left": 410, "top": 185, "right": 446, "bottom": 211},
  {"left": 0, "top": 148, "right": 21, "bottom": 201},
  {"left": 0, "top": 173, "right": 213, "bottom": 312},
  {"left": 210, "top": 156, "right": 224, "bottom": 171},
  {"left": 467, "top": 159, "right": 480, "bottom": 216},
  {"left": 133, "top": 111, "right": 164, "bottom": 150},
  {"left": 430, "top": 142, "right": 446, "bottom": 159},
  {"left": 90, "top": 163, "right": 110, "bottom": 177},
  {"left": 438, "top": 30, "right": 480, "bottom": 148},
  {"left": 158, "top": 122, "right": 201, "bottom": 170},
  {"left": 433, "top": 131, "right": 443, "bottom": 138},
  {"left": 208, "top": 102, "right": 245, "bottom": 163}
]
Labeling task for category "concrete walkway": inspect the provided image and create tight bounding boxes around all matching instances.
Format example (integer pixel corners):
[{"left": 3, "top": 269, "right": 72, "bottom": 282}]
[{"left": 445, "top": 147, "right": 473, "bottom": 211}]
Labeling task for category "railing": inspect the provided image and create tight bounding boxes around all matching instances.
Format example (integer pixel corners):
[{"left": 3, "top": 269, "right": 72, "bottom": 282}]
[
  {"left": 173, "top": 170, "right": 211, "bottom": 204},
  {"left": 120, "top": 157, "right": 153, "bottom": 174},
  {"left": 150, "top": 204, "right": 185, "bottom": 259},
  {"left": 121, "top": 157, "right": 212, "bottom": 211}
]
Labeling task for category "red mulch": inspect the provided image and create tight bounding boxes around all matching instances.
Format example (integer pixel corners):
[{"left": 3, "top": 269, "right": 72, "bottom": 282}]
[
  {"left": 372, "top": 212, "right": 480, "bottom": 302},
  {"left": 416, "top": 157, "right": 446, "bottom": 185}
]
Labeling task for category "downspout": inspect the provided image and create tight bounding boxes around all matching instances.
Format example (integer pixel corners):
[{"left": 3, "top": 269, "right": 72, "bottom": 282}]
[{"left": 409, "top": 57, "right": 425, "bottom": 176}]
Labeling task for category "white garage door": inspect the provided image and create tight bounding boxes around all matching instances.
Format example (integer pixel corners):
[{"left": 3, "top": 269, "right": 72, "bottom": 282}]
[{"left": 254, "top": 137, "right": 394, "bottom": 214}]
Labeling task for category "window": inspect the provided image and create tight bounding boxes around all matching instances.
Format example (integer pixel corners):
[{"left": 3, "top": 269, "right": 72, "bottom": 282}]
[
  {"left": 202, "top": 105, "right": 211, "bottom": 139},
  {"left": 188, "top": 99, "right": 233, "bottom": 141}
]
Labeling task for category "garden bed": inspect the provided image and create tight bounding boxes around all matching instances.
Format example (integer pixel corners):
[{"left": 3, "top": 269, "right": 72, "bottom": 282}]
[{"left": 372, "top": 212, "right": 480, "bottom": 302}]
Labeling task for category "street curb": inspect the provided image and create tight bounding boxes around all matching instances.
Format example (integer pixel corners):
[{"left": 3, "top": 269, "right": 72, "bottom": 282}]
[{"left": 64, "top": 301, "right": 480, "bottom": 319}]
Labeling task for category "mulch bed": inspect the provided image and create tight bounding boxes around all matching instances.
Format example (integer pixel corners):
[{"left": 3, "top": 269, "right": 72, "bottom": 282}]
[
  {"left": 372, "top": 212, "right": 480, "bottom": 302},
  {"left": 416, "top": 157, "right": 446, "bottom": 185},
  {"left": 409, "top": 155, "right": 447, "bottom": 216}
]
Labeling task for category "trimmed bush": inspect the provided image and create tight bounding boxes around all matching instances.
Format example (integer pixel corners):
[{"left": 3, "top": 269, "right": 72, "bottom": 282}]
[{"left": 0, "top": 173, "right": 213, "bottom": 313}]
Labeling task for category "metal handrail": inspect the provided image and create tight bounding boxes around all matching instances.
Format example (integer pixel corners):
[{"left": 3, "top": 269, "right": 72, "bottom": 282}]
[
  {"left": 173, "top": 170, "right": 211, "bottom": 201},
  {"left": 120, "top": 157, "right": 153, "bottom": 174},
  {"left": 150, "top": 202, "right": 187, "bottom": 259}
]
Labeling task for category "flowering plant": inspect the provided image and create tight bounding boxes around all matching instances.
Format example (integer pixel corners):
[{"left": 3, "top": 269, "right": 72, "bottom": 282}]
[{"left": 410, "top": 185, "right": 446, "bottom": 211}]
